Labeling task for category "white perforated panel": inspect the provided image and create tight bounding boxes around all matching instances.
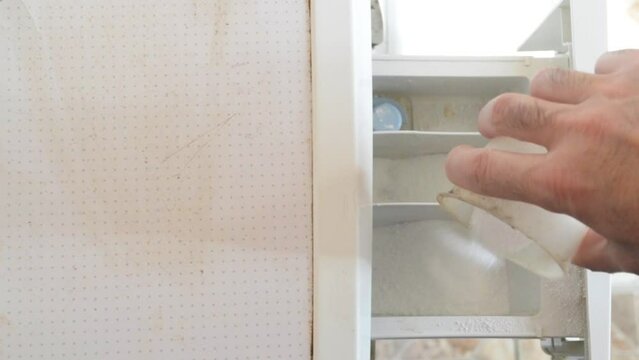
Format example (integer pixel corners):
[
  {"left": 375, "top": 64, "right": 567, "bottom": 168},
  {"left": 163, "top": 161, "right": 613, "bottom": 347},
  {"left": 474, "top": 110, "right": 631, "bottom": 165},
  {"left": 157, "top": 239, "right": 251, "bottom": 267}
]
[{"left": 1, "top": 1, "right": 312, "bottom": 359}]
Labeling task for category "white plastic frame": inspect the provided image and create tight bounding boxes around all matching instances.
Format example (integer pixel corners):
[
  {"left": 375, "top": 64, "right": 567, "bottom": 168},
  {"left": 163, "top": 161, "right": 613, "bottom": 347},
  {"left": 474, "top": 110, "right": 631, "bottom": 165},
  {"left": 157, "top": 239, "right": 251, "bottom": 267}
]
[
  {"left": 311, "top": 0, "right": 373, "bottom": 359},
  {"left": 311, "top": 0, "right": 610, "bottom": 358}
]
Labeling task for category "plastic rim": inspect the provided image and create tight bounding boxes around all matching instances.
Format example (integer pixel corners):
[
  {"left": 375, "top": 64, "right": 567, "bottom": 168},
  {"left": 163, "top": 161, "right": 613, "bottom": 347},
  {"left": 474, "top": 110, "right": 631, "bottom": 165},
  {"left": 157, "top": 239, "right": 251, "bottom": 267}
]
[{"left": 437, "top": 191, "right": 566, "bottom": 279}]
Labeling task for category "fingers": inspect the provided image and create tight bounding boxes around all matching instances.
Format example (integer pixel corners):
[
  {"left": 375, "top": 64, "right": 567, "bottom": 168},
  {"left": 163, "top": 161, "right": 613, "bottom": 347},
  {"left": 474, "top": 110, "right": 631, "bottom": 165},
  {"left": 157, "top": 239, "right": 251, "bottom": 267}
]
[
  {"left": 530, "top": 68, "right": 602, "bottom": 104},
  {"left": 595, "top": 49, "right": 639, "bottom": 74},
  {"left": 572, "top": 230, "right": 639, "bottom": 273},
  {"left": 531, "top": 50, "right": 639, "bottom": 104},
  {"left": 445, "top": 145, "right": 548, "bottom": 205},
  {"left": 478, "top": 93, "right": 570, "bottom": 148}
]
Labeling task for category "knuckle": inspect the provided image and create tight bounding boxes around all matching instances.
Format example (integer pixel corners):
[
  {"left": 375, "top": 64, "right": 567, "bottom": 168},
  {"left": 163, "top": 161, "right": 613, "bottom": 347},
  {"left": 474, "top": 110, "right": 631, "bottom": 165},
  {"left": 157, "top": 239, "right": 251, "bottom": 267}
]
[
  {"left": 621, "top": 48, "right": 639, "bottom": 58},
  {"left": 622, "top": 97, "right": 639, "bottom": 123},
  {"left": 604, "top": 48, "right": 639, "bottom": 60},
  {"left": 530, "top": 68, "right": 553, "bottom": 95},
  {"left": 445, "top": 146, "right": 466, "bottom": 179},
  {"left": 530, "top": 68, "right": 568, "bottom": 96},
  {"left": 491, "top": 93, "right": 518, "bottom": 118},
  {"left": 491, "top": 94, "right": 520, "bottom": 126},
  {"left": 571, "top": 103, "right": 613, "bottom": 138},
  {"left": 491, "top": 94, "right": 549, "bottom": 131},
  {"left": 596, "top": 49, "right": 639, "bottom": 74},
  {"left": 545, "top": 68, "right": 581, "bottom": 88},
  {"left": 535, "top": 165, "right": 593, "bottom": 215},
  {"left": 550, "top": 109, "right": 570, "bottom": 125},
  {"left": 533, "top": 67, "right": 597, "bottom": 94},
  {"left": 574, "top": 116, "right": 606, "bottom": 139},
  {"left": 595, "top": 52, "right": 613, "bottom": 73},
  {"left": 470, "top": 150, "right": 494, "bottom": 193},
  {"left": 508, "top": 163, "right": 539, "bottom": 202},
  {"left": 546, "top": 67, "right": 570, "bottom": 86},
  {"left": 602, "top": 75, "right": 636, "bottom": 98},
  {"left": 521, "top": 165, "right": 556, "bottom": 210},
  {"left": 542, "top": 172, "right": 571, "bottom": 211}
]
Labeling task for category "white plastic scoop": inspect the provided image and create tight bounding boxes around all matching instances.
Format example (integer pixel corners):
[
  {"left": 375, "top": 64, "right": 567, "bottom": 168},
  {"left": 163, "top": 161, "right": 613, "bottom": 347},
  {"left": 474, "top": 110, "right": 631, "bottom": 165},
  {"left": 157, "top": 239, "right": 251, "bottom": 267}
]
[{"left": 437, "top": 137, "right": 588, "bottom": 279}]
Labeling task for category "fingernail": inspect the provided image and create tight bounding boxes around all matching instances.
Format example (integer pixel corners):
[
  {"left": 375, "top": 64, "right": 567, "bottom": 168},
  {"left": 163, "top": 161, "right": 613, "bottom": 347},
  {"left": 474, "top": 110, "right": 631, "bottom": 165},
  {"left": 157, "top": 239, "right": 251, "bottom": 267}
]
[
  {"left": 478, "top": 98, "right": 496, "bottom": 137},
  {"left": 444, "top": 145, "right": 475, "bottom": 187}
]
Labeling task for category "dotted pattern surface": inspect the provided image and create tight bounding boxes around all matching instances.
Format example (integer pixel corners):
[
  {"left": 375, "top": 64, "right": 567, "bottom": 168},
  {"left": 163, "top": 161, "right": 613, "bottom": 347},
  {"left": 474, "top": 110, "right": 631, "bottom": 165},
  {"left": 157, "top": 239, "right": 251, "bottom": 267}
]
[{"left": 0, "top": 1, "right": 312, "bottom": 359}]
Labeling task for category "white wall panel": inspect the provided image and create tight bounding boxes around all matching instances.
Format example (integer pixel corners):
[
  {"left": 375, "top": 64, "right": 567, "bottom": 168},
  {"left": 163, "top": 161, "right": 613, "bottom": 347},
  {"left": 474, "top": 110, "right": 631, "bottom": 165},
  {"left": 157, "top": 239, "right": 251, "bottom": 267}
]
[{"left": 0, "top": 1, "right": 312, "bottom": 358}]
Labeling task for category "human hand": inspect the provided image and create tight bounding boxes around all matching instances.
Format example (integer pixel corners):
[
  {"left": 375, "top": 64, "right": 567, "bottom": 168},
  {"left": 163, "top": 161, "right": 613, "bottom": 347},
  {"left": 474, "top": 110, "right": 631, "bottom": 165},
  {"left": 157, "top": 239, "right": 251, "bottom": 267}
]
[{"left": 445, "top": 49, "right": 639, "bottom": 273}]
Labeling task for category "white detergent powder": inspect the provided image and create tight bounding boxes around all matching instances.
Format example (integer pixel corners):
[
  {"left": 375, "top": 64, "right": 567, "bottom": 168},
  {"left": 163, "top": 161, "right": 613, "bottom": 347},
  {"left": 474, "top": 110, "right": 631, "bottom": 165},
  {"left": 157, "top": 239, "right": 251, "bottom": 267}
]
[
  {"left": 374, "top": 155, "right": 452, "bottom": 203},
  {"left": 372, "top": 220, "right": 512, "bottom": 316}
]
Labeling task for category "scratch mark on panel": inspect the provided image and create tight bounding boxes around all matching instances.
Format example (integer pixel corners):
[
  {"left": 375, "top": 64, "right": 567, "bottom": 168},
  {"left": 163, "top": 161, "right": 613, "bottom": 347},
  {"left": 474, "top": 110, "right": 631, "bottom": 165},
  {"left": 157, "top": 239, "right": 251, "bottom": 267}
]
[
  {"left": 161, "top": 114, "right": 235, "bottom": 164},
  {"left": 181, "top": 138, "right": 213, "bottom": 170}
]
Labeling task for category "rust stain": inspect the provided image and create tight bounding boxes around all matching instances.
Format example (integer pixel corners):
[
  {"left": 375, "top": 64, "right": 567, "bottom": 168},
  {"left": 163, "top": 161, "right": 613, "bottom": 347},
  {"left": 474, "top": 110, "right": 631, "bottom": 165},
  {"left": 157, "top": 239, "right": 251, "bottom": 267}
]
[
  {"left": 171, "top": 334, "right": 185, "bottom": 343},
  {"left": 443, "top": 104, "right": 457, "bottom": 119},
  {"left": 206, "top": 0, "right": 231, "bottom": 65},
  {"left": 0, "top": 315, "right": 11, "bottom": 327}
]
